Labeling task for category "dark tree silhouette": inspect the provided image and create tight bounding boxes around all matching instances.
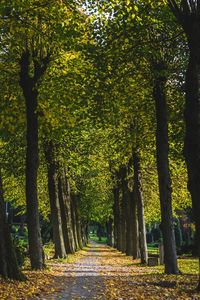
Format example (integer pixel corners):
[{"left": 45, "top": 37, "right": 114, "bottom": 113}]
[{"left": 168, "top": 0, "right": 200, "bottom": 289}]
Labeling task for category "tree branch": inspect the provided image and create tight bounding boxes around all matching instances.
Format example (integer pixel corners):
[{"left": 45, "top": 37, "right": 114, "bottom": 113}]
[{"left": 168, "top": 0, "right": 183, "bottom": 23}]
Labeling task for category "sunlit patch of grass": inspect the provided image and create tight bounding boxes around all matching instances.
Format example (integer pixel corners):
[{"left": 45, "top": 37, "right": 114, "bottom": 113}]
[
  {"left": 148, "top": 246, "right": 159, "bottom": 255},
  {"left": 145, "top": 257, "right": 198, "bottom": 275},
  {"left": 178, "top": 258, "right": 199, "bottom": 275},
  {"left": 124, "top": 256, "right": 199, "bottom": 277},
  {"left": 89, "top": 234, "right": 107, "bottom": 244},
  {"left": 43, "top": 242, "right": 79, "bottom": 264},
  {"left": 44, "top": 242, "right": 55, "bottom": 259},
  {"left": 144, "top": 257, "right": 199, "bottom": 276}
]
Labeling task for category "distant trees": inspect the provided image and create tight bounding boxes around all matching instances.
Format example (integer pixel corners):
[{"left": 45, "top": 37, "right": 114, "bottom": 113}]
[{"left": 87, "top": 0, "right": 194, "bottom": 277}]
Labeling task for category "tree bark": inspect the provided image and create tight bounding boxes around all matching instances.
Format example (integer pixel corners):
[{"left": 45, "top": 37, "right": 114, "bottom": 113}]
[
  {"left": 133, "top": 152, "right": 148, "bottom": 264},
  {"left": 184, "top": 33, "right": 200, "bottom": 290},
  {"left": 74, "top": 194, "right": 83, "bottom": 249},
  {"left": 120, "top": 165, "right": 127, "bottom": 253},
  {"left": 63, "top": 173, "right": 76, "bottom": 252},
  {"left": 167, "top": 3, "right": 200, "bottom": 287},
  {"left": 82, "top": 221, "right": 89, "bottom": 246},
  {"left": 106, "top": 218, "right": 113, "bottom": 246},
  {"left": 58, "top": 174, "right": 74, "bottom": 254},
  {"left": 130, "top": 190, "right": 140, "bottom": 259},
  {"left": 44, "top": 141, "right": 66, "bottom": 258},
  {"left": 0, "top": 169, "right": 23, "bottom": 280},
  {"left": 19, "top": 50, "right": 49, "bottom": 269},
  {"left": 121, "top": 167, "right": 132, "bottom": 256},
  {"left": 113, "top": 192, "right": 117, "bottom": 248},
  {"left": 153, "top": 61, "right": 179, "bottom": 274},
  {"left": 71, "top": 194, "right": 79, "bottom": 251},
  {"left": 126, "top": 190, "right": 133, "bottom": 256},
  {"left": 126, "top": 189, "right": 134, "bottom": 256},
  {"left": 113, "top": 183, "right": 122, "bottom": 250}
]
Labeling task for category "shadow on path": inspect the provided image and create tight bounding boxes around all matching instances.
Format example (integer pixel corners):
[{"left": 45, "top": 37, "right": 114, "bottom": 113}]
[{"left": 33, "top": 242, "right": 199, "bottom": 300}]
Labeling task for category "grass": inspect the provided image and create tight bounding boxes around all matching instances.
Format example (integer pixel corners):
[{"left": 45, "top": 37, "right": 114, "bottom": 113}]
[
  {"left": 148, "top": 243, "right": 159, "bottom": 256},
  {"left": 148, "top": 246, "right": 159, "bottom": 255},
  {"left": 44, "top": 242, "right": 55, "bottom": 259},
  {"left": 148, "top": 257, "right": 199, "bottom": 275},
  {"left": 178, "top": 258, "right": 199, "bottom": 274},
  {"left": 89, "top": 233, "right": 107, "bottom": 244},
  {"left": 43, "top": 242, "right": 78, "bottom": 263}
]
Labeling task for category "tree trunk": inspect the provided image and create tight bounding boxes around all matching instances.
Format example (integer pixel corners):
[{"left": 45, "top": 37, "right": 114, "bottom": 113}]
[
  {"left": 44, "top": 141, "right": 66, "bottom": 258},
  {"left": 126, "top": 193, "right": 132, "bottom": 256},
  {"left": 58, "top": 174, "right": 74, "bottom": 254},
  {"left": 126, "top": 190, "right": 134, "bottom": 256},
  {"left": 19, "top": 50, "right": 48, "bottom": 270},
  {"left": 0, "top": 170, "right": 23, "bottom": 280},
  {"left": 97, "top": 224, "right": 103, "bottom": 241},
  {"left": 63, "top": 172, "right": 75, "bottom": 252},
  {"left": 133, "top": 152, "right": 148, "bottom": 264},
  {"left": 184, "top": 37, "right": 200, "bottom": 290},
  {"left": 71, "top": 194, "right": 79, "bottom": 251},
  {"left": 167, "top": 5, "right": 200, "bottom": 287},
  {"left": 82, "top": 221, "right": 89, "bottom": 246},
  {"left": 153, "top": 61, "right": 179, "bottom": 274},
  {"left": 74, "top": 194, "right": 83, "bottom": 249},
  {"left": 130, "top": 190, "right": 140, "bottom": 259},
  {"left": 120, "top": 166, "right": 127, "bottom": 253},
  {"left": 122, "top": 169, "right": 132, "bottom": 256},
  {"left": 113, "top": 183, "right": 122, "bottom": 250},
  {"left": 106, "top": 218, "right": 113, "bottom": 246},
  {"left": 113, "top": 191, "right": 117, "bottom": 248}
]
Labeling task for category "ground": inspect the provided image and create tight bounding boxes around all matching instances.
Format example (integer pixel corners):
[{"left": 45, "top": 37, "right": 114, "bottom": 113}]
[{"left": 0, "top": 242, "right": 199, "bottom": 300}]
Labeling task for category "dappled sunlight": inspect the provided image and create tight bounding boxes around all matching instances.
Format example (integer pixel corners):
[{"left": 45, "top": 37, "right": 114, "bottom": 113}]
[
  {"left": 35, "top": 242, "right": 199, "bottom": 300},
  {"left": 0, "top": 242, "right": 199, "bottom": 299}
]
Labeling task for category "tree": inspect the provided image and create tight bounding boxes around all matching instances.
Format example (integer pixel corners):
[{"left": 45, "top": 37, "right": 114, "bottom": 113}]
[
  {"left": 19, "top": 49, "right": 49, "bottom": 269},
  {"left": 153, "top": 59, "right": 179, "bottom": 273},
  {"left": 0, "top": 0, "right": 87, "bottom": 267},
  {"left": 0, "top": 168, "right": 24, "bottom": 280},
  {"left": 44, "top": 140, "right": 67, "bottom": 258},
  {"left": 86, "top": 0, "right": 181, "bottom": 271},
  {"left": 133, "top": 152, "right": 148, "bottom": 264},
  {"left": 168, "top": 0, "right": 200, "bottom": 289}
]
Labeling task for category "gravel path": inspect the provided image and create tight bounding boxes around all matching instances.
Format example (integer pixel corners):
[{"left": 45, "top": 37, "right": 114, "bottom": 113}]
[
  {"left": 40, "top": 242, "right": 106, "bottom": 300},
  {"left": 30, "top": 242, "right": 199, "bottom": 300}
]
